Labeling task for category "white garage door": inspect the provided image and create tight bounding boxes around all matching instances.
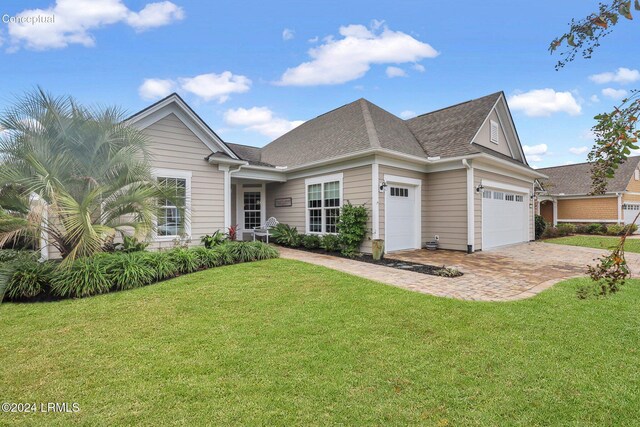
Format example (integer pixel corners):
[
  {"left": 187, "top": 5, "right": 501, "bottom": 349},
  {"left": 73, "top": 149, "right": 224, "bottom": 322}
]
[
  {"left": 482, "top": 188, "right": 528, "bottom": 250},
  {"left": 386, "top": 185, "right": 418, "bottom": 252},
  {"left": 623, "top": 203, "right": 640, "bottom": 231}
]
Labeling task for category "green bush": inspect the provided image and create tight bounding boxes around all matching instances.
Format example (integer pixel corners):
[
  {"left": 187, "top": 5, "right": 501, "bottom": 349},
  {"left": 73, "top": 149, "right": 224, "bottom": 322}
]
[
  {"left": 320, "top": 234, "right": 341, "bottom": 252},
  {"left": 0, "top": 249, "right": 28, "bottom": 264},
  {"left": 586, "top": 223, "right": 605, "bottom": 235},
  {"left": 623, "top": 223, "right": 639, "bottom": 235},
  {"left": 541, "top": 226, "right": 559, "bottom": 239},
  {"left": 168, "top": 248, "right": 200, "bottom": 274},
  {"left": 51, "top": 257, "right": 111, "bottom": 298},
  {"left": 116, "top": 236, "right": 149, "bottom": 253},
  {"left": 226, "top": 241, "right": 260, "bottom": 263},
  {"left": 246, "top": 241, "right": 279, "bottom": 260},
  {"left": 575, "top": 224, "right": 589, "bottom": 234},
  {"left": 2, "top": 256, "right": 56, "bottom": 300},
  {"left": 534, "top": 214, "right": 546, "bottom": 240},
  {"left": 556, "top": 223, "right": 576, "bottom": 236},
  {"left": 337, "top": 202, "right": 368, "bottom": 256},
  {"left": 210, "top": 244, "right": 235, "bottom": 266},
  {"left": 605, "top": 224, "right": 624, "bottom": 236},
  {"left": 201, "top": 230, "right": 227, "bottom": 249},
  {"left": 137, "top": 251, "right": 177, "bottom": 281},
  {"left": 104, "top": 253, "right": 155, "bottom": 291},
  {"left": 301, "top": 234, "right": 321, "bottom": 249},
  {"left": 270, "top": 223, "right": 301, "bottom": 247}
]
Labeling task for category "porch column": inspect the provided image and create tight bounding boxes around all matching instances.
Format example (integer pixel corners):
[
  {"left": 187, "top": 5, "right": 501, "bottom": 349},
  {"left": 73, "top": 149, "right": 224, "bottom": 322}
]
[
  {"left": 618, "top": 193, "right": 622, "bottom": 224},
  {"left": 464, "top": 159, "right": 475, "bottom": 253},
  {"left": 552, "top": 198, "right": 558, "bottom": 226},
  {"left": 219, "top": 165, "right": 231, "bottom": 229},
  {"left": 371, "top": 161, "right": 380, "bottom": 239}
]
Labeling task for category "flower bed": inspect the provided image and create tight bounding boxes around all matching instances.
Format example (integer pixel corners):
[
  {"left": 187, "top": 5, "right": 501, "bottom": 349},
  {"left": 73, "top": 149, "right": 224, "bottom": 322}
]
[{"left": 0, "top": 241, "right": 279, "bottom": 302}]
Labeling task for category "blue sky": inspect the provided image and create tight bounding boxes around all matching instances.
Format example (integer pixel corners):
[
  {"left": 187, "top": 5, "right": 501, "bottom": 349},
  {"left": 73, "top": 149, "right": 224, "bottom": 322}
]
[{"left": 0, "top": 0, "right": 638, "bottom": 168}]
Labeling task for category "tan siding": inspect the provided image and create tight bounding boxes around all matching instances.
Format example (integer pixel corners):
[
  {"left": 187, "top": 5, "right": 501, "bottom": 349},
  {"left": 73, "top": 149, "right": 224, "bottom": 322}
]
[
  {"left": 423, "top": 169, "right": 468, "bottom": 251},
  {"left": 266, "top": 165, "right": 373, "bottom": 252},
  {"left": 144, "top": 113, "right": 224, "bottom": 250},
  {"left": 624, "top": 165, "right": 640, "bottom": 202},
  {"left": 557, "top": 198, "right": 617, "bottom": 221},
  {"left": 623, "top": 193, "right": 640, "bottom": 202},
  {"left": 473, "top": 109, "right": 512, "bottom": 157},
  {"left": 474, "top": 168, "right": 535, "bottom": 251},
  {"left": 378, "top": 165, "right": 430, "bottom": 250}
]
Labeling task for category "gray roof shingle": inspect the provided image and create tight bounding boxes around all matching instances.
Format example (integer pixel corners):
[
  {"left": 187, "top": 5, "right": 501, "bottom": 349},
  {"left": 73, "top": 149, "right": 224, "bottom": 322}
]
[
  {"left": 405, "top": 92, "right": 504, "bottom": 159},
  {"left": 225, "top": 143, "right": 275, "bottom": 167},
  {"left": 537, "top": 157, "right": 640, "bottom": 195}
]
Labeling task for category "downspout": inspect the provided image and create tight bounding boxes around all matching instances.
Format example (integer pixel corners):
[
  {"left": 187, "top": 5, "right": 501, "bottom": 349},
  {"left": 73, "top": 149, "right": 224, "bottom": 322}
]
[{"left": 463, "top": 159, "right": 474, "bottom": 254}]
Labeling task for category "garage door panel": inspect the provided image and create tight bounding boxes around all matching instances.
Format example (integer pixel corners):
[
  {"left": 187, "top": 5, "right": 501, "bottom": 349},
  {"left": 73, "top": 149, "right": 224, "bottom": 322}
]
[{"left": 482, "top": 188, "right": 528, "bottom": 249}]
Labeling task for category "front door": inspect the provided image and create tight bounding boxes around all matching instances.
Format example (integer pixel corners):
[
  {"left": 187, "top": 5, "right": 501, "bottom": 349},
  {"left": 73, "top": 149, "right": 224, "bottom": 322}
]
[{"left": 237, "top": 183, "right": 265, "bottom": 238}]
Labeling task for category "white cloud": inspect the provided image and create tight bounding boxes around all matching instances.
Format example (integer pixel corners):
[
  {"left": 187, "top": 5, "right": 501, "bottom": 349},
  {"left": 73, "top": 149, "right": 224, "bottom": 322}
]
[
  {"left": 308, "top": 36, "right": 319, "bottom": 43},
  {"left": 224, "top": 107, "right": 304, "bottom": 139},
  {"left": 523, "top": 143, "right": 548, "bottom": 162},
  {"left": 569, "top": 146, "right": 589, "bottom": 155},
  {"left": 276, "top": 22, "right": 438, "bottom": 86},
  {"left": 386, "top": 66, "right": 407, "bottom": 78},
  {"left": 399, "top": 110, "right": 416, "bottom": 119},
  {"left": 589, "top": 67, "right": 640, "bottom": 85},
  {"left": 590, "top": 94, "right": 600, "bottom": 103},
  {"left": 412, "top": 63, "right": 425, "bottom": 72},
  {"left": 138, "top": 78, "right": 176, "bottom": 100},
  {"left": 179, "top": 71, "right": 251, "bottom": 103},
  {"left": 508, "top": 89, "right": 581, "bottom": 117},
  {"left": 282, "top": 28, "right": 295, "bottom": 41},
  {"left": 601, "top": 87, "right": 628, "bottom": 100},
  {"left": 6, "top": 0, "right": 184, "bottom": 51}
]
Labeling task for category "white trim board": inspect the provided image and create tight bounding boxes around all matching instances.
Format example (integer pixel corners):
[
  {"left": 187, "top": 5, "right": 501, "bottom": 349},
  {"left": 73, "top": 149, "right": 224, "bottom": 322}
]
[{"left": 557, "top": 219, "right": 619, "bottom": 223}]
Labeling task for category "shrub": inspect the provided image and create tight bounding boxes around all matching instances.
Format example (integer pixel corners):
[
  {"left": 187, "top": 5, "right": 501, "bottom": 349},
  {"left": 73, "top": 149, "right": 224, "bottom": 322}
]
[
  {"left": 0, "top": 249, "right": 27, "bottom": 264},
  {"left": 246, "top": 241, "right": 279, "bottom": 260},
  {"left": 103, "top": 253, "right": 156, "bottom": 291},
  {"left": 270, "top": 223, "right": 301, "bottom": 247},
  {"left": 541, "top": 226, "right": 559, "bottom": 239},
  {"left": 227, "top": 241, "right": 259, "bottom": 263},
  {"left": 320, "top": 234, "right": 341, "bottom": 252},
  {"left": 534, "top": 214, "right": 546, "bottom": 240},
  {"left": 136, "top": 251, "right": 177, "bottom": 281},
  {"left": 337, "top": 202, "right": 368, "bottom": 256},
  {"left": 556, "top": 223, "right": 576, "bottom": 236},
  {"left": 191, "top": 247, "right": 224, "bottom": 269},
  {"left": 301, "top": 234, "right": 321, "bottom": 249},
  {"left": 585, "top": 223, "right": 606, "bottom": 235},
  {"left": 51, "top": 257, "right": 111, "bottom": 298},
  {"left": 575, "top": 224, "right": 589, "bottom": 234},
  {"left": 623, "top": 223, "right": 638, "bottom": 235},
  {"left": 605, "top": 224, "right": 624, "bottom": 236},
  {"left": 168, "top": 248, "right": 200, "bottom": 274},
  {"left": 2, "top": 256, "right": 56, "bottom": 300},
  {"left": 116, "top": 236, "right": 149, "bottom": 253},
  {"left": 201, "top": 230, "right": 227, "bottom": 248},
  {"left": 210, "top": 244, "right": 235, "bottom": 266}
]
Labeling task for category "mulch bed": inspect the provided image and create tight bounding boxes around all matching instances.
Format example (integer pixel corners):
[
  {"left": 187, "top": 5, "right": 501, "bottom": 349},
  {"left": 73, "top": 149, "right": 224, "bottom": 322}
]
[{"left": 284, "top": 247, "right": 463, "bottom": 278}]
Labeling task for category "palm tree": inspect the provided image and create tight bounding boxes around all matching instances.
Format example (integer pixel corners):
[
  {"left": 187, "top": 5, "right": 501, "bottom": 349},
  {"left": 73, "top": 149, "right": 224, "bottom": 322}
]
[{"left": 0, "top": 88, "right": 174, "bottom": 264}]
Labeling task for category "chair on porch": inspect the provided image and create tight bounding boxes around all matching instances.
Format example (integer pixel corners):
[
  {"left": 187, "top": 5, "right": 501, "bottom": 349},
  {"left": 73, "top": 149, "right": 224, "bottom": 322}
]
[{"left": 252, "top": 217, "right": 279, "bottom": 243}]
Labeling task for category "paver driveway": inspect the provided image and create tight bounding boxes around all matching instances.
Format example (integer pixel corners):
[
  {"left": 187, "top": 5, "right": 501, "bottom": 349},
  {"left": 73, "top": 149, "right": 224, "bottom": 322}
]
[{"left": 279, "top": 242, "right": 640, "bottom": 301}]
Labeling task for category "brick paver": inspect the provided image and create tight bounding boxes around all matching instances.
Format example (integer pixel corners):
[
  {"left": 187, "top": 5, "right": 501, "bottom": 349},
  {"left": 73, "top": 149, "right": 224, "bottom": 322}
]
[{"left": 278, "top": 242, "right": 640, "bottom": 301}]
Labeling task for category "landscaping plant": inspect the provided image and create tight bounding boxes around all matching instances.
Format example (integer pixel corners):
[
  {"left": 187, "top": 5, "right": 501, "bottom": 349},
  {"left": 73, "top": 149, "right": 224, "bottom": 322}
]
[
  {"left": 50, "top": 257, "right": 111, "bottom": 298},
  {"left": 227, "top": 225, "right": 238, "bottom": 241},
  {"left": 302, "top": 234, "right": 321, "bottom": 249},
  {"left": 270, "top": 223, "right": 301, "bottom": 247},
  {"left": 534, "top": 215, "right": 546, "bottom": 240},
  {"left": 201, "top": 230, "right": 227, "bottom": 248},
  {"left": 104, "top": 253, "right": 156, "bottom": 291},
  {"left": 320, "top": 234, "right": 341, "bottom": 252},
  {"left": 337, "top": 202, "right": 368, "bottom": 257},
  {"left": 1, "top": 254, "right": 56, "bottom": 300},
  {"left": 168, "top": 248, "right": 200, "bottom": 274}
]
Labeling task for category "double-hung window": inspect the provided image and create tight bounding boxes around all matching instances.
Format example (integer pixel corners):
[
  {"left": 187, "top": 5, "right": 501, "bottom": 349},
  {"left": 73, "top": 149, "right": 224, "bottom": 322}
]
[
  {"left": 306, "top": 174, "right": 342, "bottom": 234},
  {"left": 154, "top": 169, "right": 191, "bottom": 239}
]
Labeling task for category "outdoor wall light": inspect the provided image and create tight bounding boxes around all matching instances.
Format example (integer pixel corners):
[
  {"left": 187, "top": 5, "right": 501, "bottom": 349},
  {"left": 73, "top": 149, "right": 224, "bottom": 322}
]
[
  {"left": 475, "top": 183, "right": 485, "bottom": 193},
  {"left": 379, "top": 181, "right": 388, "bottom": 192}
]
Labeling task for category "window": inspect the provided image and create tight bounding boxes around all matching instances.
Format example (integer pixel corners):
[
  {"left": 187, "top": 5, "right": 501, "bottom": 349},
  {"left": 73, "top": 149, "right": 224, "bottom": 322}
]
[
  {"left": 493, "top": 191, "right": 504, "bottom": 200},
  {"left": 505, "top": 194, "right": 515, "bottom": 202},
  {"left": 515, "top": 195, "right": 524, "bottom": 202},
  {"left": 490, "top": 120, "right": 499, "bottom": 144},
  {"left": 390, "top": 187, "right": 409, "bottom": 197},
  {"left": 624, "top": 204, "right": 640, "bottom": 211},
  {"left": 482, "top": 190, "right": 492, "bottom": 199},
  {"left": 157, "top": 176, "right": 188, "bottom": 237},
  {"left": 306, "top": 174, "right": 342, "bottom": 234},
  {"left": 243, "top": 191, "right": 261, "bottom": 229}
]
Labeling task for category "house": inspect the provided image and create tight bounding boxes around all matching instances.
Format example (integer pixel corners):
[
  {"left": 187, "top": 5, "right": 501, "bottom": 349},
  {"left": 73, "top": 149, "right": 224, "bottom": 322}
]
[
  {"left": 536, "top": 157, "right": 640, "bottom": 227},
  {"left": 125, "top": 91, "right": 545, "bottom": 254}
]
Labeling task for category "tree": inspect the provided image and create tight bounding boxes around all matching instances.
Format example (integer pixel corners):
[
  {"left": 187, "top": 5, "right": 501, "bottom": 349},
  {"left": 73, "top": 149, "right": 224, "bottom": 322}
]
[
  {"left": 551, "top": 1, "right": 639, "bottom": 293},
  {"left": 0, "top": 89, "right": 176, "bottom": 264}
]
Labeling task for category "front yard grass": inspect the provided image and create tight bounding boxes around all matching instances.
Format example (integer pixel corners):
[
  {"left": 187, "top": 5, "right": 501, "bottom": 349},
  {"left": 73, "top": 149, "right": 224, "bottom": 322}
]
[
  {"left": 2, "top": 258, "right": 639, "bottom": 425},
  {"left": 545, "top": 234, "right": 640, "bottom": 253}
]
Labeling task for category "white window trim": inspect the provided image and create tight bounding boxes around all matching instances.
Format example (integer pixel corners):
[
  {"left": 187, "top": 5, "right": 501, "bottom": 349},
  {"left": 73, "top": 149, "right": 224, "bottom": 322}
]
[
  {"left": 383, "top": 174, "right": 422, "bottom": 253},
  {"left": 490, "top": 120, "right": 499, "bottom": 144},
  {"left": 305, "top": 173, "right": 344, "bottom": 235},
  {"left": 151, "top": 168, "right": 192, "bottom": 241},
  {"left": 236, "top": 183, "right": 266, "bottom": 237}
]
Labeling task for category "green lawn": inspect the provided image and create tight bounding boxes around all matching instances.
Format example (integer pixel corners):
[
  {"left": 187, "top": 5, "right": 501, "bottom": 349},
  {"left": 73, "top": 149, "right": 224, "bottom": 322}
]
[
  {"left": 545, "top": 235, "right": 640, "bottom": 253},
  {"left": 1, "top": 259, "right": 639, "bottom": 425}
]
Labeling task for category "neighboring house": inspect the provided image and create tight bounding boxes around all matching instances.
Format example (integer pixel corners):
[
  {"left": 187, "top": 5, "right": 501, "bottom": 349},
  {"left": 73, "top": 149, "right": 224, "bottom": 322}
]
[
  {"left": 125, "top": 91, "right": 544, "bottom": 254},
  {"left": 536, "top": 157, "right": 640, "bottom": 227}
]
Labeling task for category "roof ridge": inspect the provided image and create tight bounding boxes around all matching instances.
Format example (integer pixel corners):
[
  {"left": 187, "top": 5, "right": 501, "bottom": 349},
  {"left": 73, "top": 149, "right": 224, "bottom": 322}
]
[
  {"left": 359, "top": 99, "right": 381, "bottom": 149},
  {"left": 226, "top": 142, "right": 262, "bottom": 149},
  {"left": 538, "top": 156, "right": 640, "bottom": 171},
  {"left": 407, "top": 91, "right": 503, "bottom": 121}
]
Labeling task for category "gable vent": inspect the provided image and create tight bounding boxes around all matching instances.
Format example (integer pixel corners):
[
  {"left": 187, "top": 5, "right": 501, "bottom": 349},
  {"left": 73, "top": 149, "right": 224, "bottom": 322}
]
[{"left": 490, "top": 120, "right": 499, "bottom": 144}]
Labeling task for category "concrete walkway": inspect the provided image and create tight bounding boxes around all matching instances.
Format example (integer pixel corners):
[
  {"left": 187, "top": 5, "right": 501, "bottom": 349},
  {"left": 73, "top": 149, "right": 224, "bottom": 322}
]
[{"left": 278, "top": 242, "right": 640, "bottom": 302}]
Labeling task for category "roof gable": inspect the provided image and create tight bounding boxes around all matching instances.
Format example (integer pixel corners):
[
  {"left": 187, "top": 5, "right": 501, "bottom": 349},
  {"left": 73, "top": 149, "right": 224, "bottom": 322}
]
[{"left": 126, "top": 93, "right": 238, "bottom": 159}]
